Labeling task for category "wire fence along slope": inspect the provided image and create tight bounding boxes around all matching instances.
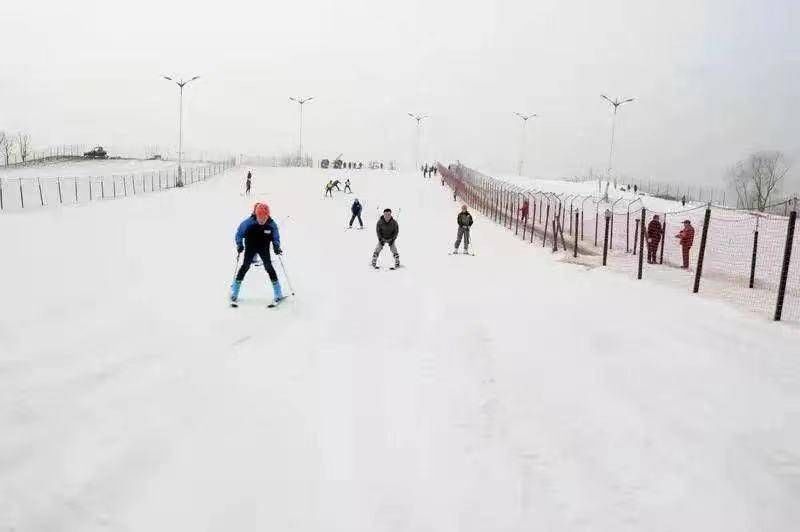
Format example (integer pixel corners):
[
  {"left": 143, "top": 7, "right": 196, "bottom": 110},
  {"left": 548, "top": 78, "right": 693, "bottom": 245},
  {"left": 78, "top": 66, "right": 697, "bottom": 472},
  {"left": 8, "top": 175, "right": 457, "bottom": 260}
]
[
  {"left": 0, "top": 159, "right": 236, "bottom": 213},
  {"left": 439, "top": 163, "right": 800, "bottom": 323}
]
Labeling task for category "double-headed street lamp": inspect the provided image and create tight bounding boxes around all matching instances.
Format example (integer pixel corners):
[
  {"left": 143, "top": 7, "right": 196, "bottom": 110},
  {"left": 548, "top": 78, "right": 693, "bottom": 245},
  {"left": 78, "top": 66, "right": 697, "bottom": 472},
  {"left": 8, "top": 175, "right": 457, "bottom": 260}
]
[
  {"left": 601, "top": 94, "right": 635, "bottom": 188},
  {"left": 289, "top": 97, "right": 314, "bottom": 166},
  {"left": 408, "top": 113, "right": 429, "bottom": 170},
  {"left": 163, "top": 75, "right": 200, "bottom": 187},
  {"left": 514, "top": 112, "right": 537, "bottom": 176}
]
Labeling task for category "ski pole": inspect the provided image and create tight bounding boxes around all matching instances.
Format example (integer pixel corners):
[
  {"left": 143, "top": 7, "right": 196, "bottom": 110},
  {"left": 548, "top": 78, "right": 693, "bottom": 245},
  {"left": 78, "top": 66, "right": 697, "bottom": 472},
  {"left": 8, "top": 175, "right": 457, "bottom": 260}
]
[{"left": 277, "top": 255, "right": 296, "bottom": 296}]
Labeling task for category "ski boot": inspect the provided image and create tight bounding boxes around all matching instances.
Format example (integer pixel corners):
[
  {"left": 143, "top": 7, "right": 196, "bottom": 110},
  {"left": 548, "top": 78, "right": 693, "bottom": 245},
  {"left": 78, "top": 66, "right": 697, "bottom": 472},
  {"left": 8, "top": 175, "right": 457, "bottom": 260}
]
[{"left": 230, "top": 279, "right": 242, "bottom": 304}]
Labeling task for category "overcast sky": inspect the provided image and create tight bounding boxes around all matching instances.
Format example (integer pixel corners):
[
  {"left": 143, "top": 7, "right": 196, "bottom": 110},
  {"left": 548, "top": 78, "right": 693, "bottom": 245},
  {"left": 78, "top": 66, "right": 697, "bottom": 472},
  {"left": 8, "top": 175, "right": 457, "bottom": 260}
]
[{"left": 1, "top": 0, "right": 797, "bottom": 188}]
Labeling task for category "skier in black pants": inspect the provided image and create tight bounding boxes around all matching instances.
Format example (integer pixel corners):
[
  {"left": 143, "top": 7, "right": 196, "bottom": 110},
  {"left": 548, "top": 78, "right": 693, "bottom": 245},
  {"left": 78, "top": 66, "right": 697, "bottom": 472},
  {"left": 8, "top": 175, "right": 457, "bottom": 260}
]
[
  {"left": 245, "top": 171, "right": 252, "bottom": 196},
  {"left": 372, "top": 209, "right": 400, "bottom": 268},
  {"left": 230, "top": 202, "right": 284, "bottom": 304},
  {"left": 344, "top": 179, "right": 352, "bottom": 193},
  {"left": 332, "top": 179, "right": 341, "bottom": 191},
  {"left": 454, "top": 205, "right": 473, "bottom": 254},
  {"left": 349, "top": 198, "right": 364, "bottom": 228}
]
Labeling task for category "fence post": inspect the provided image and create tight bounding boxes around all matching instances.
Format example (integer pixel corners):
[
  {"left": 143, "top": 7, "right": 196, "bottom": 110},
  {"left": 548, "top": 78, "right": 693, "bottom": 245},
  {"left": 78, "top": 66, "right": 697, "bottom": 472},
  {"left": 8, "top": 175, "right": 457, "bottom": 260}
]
[
  {"left": 633, "top": 219, "right": 639, "bottom": 255},
  {"left": 57, "top": 178, "right": 63, "bottom": 204},
  {"left": 552, "top": 217, "right": 558, "bottom": 252},
  {"left": 19, "top": 178, "right": 24, "bottom": 208},
  {"left": 113, "top": 178, "right": 117, "bottom": 198},
  {"left": 749, "top": 217, "right": 759, "bottom": 289},
  {"left": 530, "top": 200, "right": 536, "bottom": 243},
  {"left": 0, "top": 178, "right": 4, "bottom": 211},
  {"left": 774, "top": 204, "right": 797, "bottom": 321},
  {"left": 637, "top": 208, "right": 646, "bottom": 279},
  {"left": 124, "top": 176, "right": 128, "bottom": 196},
  {"left": 38, "top": 178, "right": 45, "bottom": 206},
  {"left": 602, "top": 210, "right": 611, "bottom": 266},
  {"left": 693, "top": 205, "right": 712, "bottom": 294},
  {"left": 515, "top": 194, "right": 520, "bottom": 235},
  {"left": 89, "top": 178, "right": 93, "bottom": 201},
  {"left": 580, "top": 209, "right": 584, "bottom": 240},
  {"left": 573, "top": 211, "right": 579, "bottom": 258},
  {"left": 626, "top": 210, "right": 631, "bottom": 252},
  {"left": 101, "top": 179, "right": 105, "bottom": 199},
  {"left": 594, "top": 210, "right": 599, "bottom": 247},
  {"left": 542, "top": 203, "right": 550, "bottom": 247},
  {"left": 659, "top": 215, "right": 666, "bottom": 264},
  {"left": 74, "top": 177, "right": 79, "bottom": 204}
]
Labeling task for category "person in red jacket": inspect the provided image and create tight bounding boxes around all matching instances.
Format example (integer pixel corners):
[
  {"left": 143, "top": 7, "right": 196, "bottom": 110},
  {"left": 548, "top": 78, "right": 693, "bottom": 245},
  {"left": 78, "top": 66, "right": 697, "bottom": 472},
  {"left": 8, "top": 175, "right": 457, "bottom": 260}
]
[
  {"left": 519, "top": 198, "right": 530, "bottom": 225},
  {"left": 646, "top": 214, "right": 662, "bottom": 264},
  {"left": 675, "top": 219, "right": 695, "bottom": 269}
]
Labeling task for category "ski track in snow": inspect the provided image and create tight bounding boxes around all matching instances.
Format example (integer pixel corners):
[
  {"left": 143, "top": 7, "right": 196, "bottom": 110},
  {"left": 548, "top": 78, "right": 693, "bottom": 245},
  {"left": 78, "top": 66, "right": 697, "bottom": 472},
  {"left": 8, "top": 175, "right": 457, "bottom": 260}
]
[{"left": 1, "top": 168, "right": 799, "bottom": 531}]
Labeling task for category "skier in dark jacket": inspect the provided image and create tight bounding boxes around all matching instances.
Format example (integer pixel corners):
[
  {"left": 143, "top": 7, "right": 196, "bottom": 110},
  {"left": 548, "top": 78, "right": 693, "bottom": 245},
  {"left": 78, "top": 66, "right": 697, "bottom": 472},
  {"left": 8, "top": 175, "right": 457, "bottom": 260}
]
[
  {"left": 372, "top": 209, "right": 400, "bottom": 268},
  {"left": 349, "top": 199, "right": 364, "bottom": 228},
  {"left": 344, "top": 179, "right": 352, "bottom": 193},
  {"left": 245, "top": 171, "right": 252, "bottom": 196},
  {"left": 646, "top": 214, "right": 662, "bottom": 264},
  {"left": 332, "top": 179, "right": 341, "bottom": 191},
  {"left": 454, "top": 205, "right": 474, "bottom": 253},
  {"left": 230, "top": 202, "right": 284, "bottom": 304}
]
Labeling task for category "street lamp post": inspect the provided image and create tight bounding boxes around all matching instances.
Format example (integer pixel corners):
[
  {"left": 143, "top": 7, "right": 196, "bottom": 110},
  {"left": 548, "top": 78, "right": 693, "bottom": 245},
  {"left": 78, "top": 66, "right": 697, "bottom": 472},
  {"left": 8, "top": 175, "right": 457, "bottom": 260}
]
[
  {"left": 289, "top": 97, "right": 314, "bottom": 166},
  {"left": 514, "top": 112, "right": 537, "bottom": 176},
  {"left": 163, "top": 75, "right": 200, "bottom": 187},
  {"left": 601, "top": 95, "right": 635, "bottom": 189},
  {"left": 407, "top": 113, "right": 429, "bottom": 171}
]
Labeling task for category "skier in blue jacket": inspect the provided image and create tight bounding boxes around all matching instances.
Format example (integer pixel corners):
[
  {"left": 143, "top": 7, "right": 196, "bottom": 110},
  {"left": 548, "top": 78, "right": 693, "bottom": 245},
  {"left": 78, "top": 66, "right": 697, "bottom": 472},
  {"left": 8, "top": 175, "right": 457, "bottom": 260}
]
[
  {"left": 349, "top": 198, "right": 364, "bottom": 228},
  {"left": 230, "top": 202, "right": 284, "bottom": 304}
]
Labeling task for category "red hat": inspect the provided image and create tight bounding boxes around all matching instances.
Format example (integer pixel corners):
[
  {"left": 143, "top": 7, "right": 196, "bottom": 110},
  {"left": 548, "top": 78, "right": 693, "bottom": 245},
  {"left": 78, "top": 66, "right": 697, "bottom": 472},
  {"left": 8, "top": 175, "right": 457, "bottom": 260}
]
[{"left": 254, "top": 203, "right": 270, "bottom": 218}]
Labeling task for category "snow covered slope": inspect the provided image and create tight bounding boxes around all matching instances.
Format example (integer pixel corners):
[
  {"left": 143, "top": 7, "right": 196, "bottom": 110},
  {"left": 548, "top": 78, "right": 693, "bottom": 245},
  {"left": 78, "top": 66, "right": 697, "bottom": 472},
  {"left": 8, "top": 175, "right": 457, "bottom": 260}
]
[{"left": 1, "top": 168, "right": 799, "bottom": 531}]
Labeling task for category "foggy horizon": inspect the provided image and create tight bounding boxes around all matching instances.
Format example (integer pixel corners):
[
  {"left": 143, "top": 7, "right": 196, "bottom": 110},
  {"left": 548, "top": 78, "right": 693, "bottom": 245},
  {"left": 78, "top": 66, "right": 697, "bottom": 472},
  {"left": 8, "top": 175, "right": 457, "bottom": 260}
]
[{"left": 2, "top": 0, "right": 797, "bottom": 190}]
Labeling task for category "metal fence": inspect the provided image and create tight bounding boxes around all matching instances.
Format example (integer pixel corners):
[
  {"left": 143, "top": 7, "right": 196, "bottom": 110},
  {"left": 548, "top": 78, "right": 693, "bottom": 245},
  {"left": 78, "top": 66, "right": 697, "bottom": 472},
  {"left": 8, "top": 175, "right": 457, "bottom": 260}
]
[
  {"left": 0, "top": 159, "right": 236, "bottom": 212},
  {"left": 441, "top": 163, "right": 800, "bottom": 323}
]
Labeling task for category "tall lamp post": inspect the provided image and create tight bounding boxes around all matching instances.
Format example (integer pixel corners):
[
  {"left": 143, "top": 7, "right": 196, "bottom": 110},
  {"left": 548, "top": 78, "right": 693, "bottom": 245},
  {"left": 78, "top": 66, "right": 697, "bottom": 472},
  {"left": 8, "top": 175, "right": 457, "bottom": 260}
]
[
  {"left": 289, "top": 96, "right": 314, "bottom": 166},
  {"left": 163, "top": 75, "right": 200, "bottom": 187},
  {"left": 408, "top": 113, "right": 429, "bottom": 171},
  {"left": 601, "top": 94, "right": 635, "bottom": 189},
  {"left": 514, "top": 112, "right": 537, "bottom": 176}
]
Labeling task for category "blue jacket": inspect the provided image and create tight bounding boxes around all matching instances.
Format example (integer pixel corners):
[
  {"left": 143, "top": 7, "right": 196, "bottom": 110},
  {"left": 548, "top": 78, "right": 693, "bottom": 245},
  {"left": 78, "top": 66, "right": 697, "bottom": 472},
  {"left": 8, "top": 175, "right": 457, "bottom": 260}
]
[{"left": 235, "top": 215, "right": 281, "bottom": 251}]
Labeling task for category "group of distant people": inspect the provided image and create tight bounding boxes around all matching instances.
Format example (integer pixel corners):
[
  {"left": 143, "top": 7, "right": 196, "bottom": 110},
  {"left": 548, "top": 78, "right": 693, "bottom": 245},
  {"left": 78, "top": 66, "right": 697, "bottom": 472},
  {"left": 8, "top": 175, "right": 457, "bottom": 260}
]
[
  {"left": 324, "top": 178, "right": 353, "bottom": 197},
  {"left": 421, "top": 163, "right": 438, "bottom": 179}
]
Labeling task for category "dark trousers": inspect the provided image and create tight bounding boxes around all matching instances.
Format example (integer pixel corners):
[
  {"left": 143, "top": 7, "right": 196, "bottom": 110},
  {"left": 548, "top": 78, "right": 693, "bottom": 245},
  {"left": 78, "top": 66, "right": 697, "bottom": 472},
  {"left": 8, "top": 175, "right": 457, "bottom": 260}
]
[
  {"left": 682, "top": 245, "right": 691, "bottom": 268},
  {"left": 237, "top": 248, "right": 278, "bottom": 282},
  {"left": 333, "top": 184, "right": 341, "bottom": 191},
  {"left": 349, "top": 213, "right": 363, "bottom": 227},
  {"left": 344, "top": 184, "right": 352, "bottom": 193},
  {"left": 647, "top": 241, "right": 659, "bottom": 263},
  {"left": 325, "top": 189, "right": 332, "bottom": 197}
]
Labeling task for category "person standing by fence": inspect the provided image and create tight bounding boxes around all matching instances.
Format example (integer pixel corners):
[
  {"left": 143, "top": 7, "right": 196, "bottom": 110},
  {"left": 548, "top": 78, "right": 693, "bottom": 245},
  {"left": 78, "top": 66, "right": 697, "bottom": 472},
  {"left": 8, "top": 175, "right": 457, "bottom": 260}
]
[
  {"left": 676, "top": 219, "right": 695, "bottom": 269},
  {"left": 519, "top": 198, "right": 530, "bottom": 226},
  {"left": 646, "top": 214, "right": 662, "bottom": 264},
  {"left": 454, "top": 205, "right": 473, "bottom": 254}
]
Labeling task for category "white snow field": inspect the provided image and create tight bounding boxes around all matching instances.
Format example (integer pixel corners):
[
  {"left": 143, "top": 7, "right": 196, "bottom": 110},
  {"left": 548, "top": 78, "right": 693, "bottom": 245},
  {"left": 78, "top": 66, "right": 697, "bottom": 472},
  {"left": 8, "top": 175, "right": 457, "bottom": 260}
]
[{"left": 1, "top": 167, "right": 799, "bottom": 531}]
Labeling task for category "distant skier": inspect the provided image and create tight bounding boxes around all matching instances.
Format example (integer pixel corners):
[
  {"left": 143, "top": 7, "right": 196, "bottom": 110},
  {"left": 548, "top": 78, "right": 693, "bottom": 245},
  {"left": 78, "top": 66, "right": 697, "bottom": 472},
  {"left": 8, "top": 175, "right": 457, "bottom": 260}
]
[
  {"left": 681, "top": 195, "right": 686, "bottom": 206},
  {"left": 230, "top": 202, "right": 284, "bottom": 305},
  {"left": 676, "top": 219, "right": 695, "bottom": 269},
  {"left": 245, "top": 171, "right": 252, "bottom": 196},
  {"left": 325, "top": 181, "right": 334, "bottom": 197},
  {"left": 432, "top": 166, "right": 438, "bottom": 177},
  {"left": 344, "top": 179, "right": 352, "bottom": 193},
  {"left": 646, "top": 214, "right": 662, "bottom": 264},
  {"left": 454, "top": 205, "right": 473, "bottom": 254},
  {"left": 634, "top": 184, "right": 638, "bottom": 194},
  {"left": 372, "top": 208, "right": 400, "bottom": 269},
  {"left": 332, "top": 179, "right": 341, "bottom": 191},
  {"left": 349, "top": 198, "right": 364, "bottom": 228}
]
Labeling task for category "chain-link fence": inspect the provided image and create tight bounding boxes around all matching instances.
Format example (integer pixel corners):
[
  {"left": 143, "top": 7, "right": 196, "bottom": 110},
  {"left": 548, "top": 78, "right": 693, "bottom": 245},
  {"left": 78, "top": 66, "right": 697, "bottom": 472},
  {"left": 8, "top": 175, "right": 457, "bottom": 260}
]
[{"left": 440, "top": 163, "right": 800, "bottom": 323}]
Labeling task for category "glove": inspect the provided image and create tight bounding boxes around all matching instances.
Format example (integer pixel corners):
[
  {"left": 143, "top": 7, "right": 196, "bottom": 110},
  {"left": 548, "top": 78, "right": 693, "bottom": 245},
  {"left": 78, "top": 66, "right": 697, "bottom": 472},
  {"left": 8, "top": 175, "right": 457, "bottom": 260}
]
[
  {"left": 274, "top": 246, "right": 283, "bottom": 255},
  {"left": 237, "top": 244, "right": 244, "bottom": 253}
]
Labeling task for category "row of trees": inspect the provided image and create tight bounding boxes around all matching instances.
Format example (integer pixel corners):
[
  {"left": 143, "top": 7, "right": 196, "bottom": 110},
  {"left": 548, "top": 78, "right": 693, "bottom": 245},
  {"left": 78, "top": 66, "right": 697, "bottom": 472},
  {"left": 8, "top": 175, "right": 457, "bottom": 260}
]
[
  {"left": 0, "top": 131, "right": 32, "bottom": 166},
  {"left": 728, "top": 151, "right": 793, "bottom": 211}
]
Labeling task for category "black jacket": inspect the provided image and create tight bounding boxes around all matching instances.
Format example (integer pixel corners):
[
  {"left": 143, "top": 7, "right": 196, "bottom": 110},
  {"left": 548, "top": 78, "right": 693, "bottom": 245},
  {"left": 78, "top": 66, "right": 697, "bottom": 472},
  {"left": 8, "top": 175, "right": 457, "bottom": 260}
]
[
  {"left": 352, "top": 201, "right": 362, "bottom": 215},
  {"left": 376, "top": 217, "right": 399, "bottom": 243},
  {"left": 457, "top": 212, "right": 473, "bottom": 227}
]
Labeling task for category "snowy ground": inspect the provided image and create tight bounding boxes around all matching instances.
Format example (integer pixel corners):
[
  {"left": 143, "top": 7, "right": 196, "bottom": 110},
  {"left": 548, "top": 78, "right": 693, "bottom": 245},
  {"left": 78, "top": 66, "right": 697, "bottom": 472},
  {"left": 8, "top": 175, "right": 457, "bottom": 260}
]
[{"left": 1, "top": 167, "right": 799, "bottom": 531}]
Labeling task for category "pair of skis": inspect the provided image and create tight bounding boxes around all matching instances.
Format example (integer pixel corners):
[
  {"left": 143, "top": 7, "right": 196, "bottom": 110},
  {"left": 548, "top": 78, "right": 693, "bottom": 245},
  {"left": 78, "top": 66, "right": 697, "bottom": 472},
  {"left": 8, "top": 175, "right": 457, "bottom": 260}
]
[
  {"left": 230, "top": 296, "right": 287, "bottom": 309},
  {"left": 449, "top": 250, "right": 475, "bottom": 256}
]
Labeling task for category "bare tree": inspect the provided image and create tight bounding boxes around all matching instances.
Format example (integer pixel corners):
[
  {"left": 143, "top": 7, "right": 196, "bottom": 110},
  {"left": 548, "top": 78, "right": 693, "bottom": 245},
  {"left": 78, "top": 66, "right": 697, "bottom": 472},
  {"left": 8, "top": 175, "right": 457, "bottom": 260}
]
[
  {"left": 728, "top": 151, "right": 790, "bottom": 211},
  {"left": 0, "top": 132, "right": 13, "bottom": 166},
  {"left": 17, "top": 132, "right": 31, "bottom": 163}
]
